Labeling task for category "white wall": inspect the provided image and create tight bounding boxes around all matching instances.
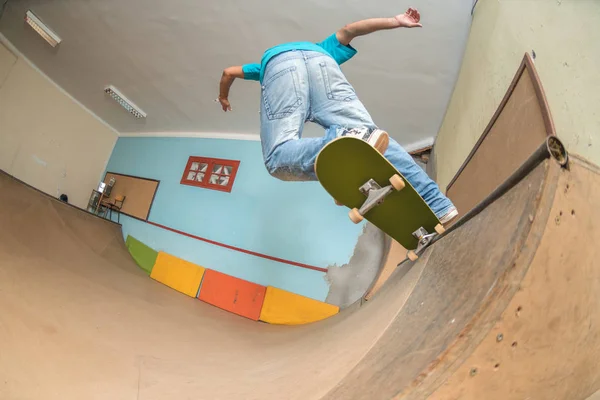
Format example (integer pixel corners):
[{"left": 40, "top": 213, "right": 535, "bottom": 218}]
[
  {"left": 434, "top": 0, "right": 600, "bottom": 191},
  {"left": 0, "top": 40, "right": 118, "bottom": 208}
]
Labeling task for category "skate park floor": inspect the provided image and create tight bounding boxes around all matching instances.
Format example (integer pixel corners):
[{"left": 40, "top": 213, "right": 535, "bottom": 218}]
[{"left": 1, "top": 153, "right": 600, "bottom": 399}]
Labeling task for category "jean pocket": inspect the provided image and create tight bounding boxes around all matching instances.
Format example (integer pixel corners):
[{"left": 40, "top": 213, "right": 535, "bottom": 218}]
[
  {"left": 319, "top": 61, "right": 357, "bottom": 102},
  {"left": 262, "top": 66, "right": 303, "bottom": 120}
]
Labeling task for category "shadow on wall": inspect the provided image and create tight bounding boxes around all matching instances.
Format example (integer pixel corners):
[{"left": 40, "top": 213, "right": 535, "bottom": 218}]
[{"left": 326, "top": 223, "right": 389, "bottom": 308}]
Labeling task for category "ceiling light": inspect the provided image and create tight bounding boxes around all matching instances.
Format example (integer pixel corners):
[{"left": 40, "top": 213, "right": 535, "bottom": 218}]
[
  {"left": 25, "top": 10, "right": 61, "bottom": 47},
  {"left": 104, "top": 85, "right": 147, "bottom": 119}
]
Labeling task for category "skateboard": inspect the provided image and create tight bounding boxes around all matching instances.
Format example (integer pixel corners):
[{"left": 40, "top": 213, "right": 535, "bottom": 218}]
[{"left": 315, "top": 136, "right": 445, "bottom": 261}]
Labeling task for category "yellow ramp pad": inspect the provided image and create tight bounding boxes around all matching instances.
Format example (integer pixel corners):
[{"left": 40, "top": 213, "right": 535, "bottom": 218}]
[
  {"left": 259, "top": 286, "right": 339, "bottom": 325},
  {"left": 150, "top": 252, "right": 205, "bottom": 297}
]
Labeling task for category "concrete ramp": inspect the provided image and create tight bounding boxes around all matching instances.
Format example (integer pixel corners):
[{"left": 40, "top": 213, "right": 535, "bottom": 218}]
[{"left": 0, "top": 155, "right": 599, "bottom": 400}]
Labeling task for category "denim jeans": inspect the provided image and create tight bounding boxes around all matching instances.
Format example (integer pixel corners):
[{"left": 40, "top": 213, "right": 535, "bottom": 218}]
[{"left": 259, "top": 50, "right": 454, "bottom": 218}]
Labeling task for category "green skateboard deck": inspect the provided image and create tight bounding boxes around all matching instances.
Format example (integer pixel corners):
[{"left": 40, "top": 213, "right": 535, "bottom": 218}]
[{"left": 315, "top": 137, "right": 442, "bottom": 251}]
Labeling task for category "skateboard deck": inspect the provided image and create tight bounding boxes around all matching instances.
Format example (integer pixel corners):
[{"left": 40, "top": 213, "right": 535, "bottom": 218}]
[{"left": 315, "top": 137, "right": 442, "bottom": 252}]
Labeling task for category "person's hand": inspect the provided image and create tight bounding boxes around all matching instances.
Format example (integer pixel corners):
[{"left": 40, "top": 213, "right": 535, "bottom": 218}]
[
  {"left": 394, "top": 8, "right": 422, "bottom": 28},
  {"left": 218, "top": 97, "right": 232, "bottom": 112}
]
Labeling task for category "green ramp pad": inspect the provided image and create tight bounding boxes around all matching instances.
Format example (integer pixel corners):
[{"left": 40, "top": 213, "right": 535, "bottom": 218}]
[{"left": 125, "top": 235, "right": 158, "bottom": 274}]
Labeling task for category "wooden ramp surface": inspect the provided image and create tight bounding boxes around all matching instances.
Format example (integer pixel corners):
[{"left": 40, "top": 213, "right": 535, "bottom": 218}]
[{"left": 0, "top": 157, "right": 599, "bottom": 400}]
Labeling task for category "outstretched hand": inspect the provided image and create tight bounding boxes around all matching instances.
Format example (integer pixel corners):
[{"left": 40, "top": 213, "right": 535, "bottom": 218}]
[{"left": 394, "top": 8, "right": 422, "bottom": 28}]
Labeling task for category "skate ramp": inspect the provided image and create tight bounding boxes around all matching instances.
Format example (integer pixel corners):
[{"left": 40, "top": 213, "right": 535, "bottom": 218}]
[{"left": 1, "top": 154, "right": 599, "bottom": 400}]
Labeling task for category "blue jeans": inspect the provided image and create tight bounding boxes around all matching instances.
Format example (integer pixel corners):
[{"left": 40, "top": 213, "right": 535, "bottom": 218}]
[{"left": 259, "top": 50, "right": 454, "bottom": 218}]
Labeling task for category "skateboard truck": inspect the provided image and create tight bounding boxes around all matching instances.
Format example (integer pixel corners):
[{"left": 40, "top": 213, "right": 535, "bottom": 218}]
[
  {"left": 357, "top": 179, "right": 394, "bottom": 216},
  {"left": 349, "top": 175, "right": 406, "bottom": 223},
  {"left": 407, "top": 225, "right": 445, "bottom": 261}
]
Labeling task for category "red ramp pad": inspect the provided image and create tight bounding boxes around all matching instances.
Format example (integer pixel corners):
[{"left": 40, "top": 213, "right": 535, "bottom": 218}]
[{"left": 198, "top": 270, "right": 266, "bottom": 321}]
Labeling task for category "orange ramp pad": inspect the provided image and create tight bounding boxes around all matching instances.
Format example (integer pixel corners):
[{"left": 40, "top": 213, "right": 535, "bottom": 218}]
[
  {"left": 259, "top": 286, "right": 339, "bottom": 325},
  {"left": 198, "top": 269, "right": 266, "bottom": 321},
  {"left": 150, "top": 252, "right": 205, "bottom": 297}
]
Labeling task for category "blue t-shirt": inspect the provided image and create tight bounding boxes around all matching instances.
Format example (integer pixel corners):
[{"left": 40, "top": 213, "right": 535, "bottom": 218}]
[{"left": 242, "top": 33, "right": 357, "bottom": 83}]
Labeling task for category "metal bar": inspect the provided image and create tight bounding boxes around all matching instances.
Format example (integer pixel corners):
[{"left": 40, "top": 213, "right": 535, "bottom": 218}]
[{"left": 400, "top": 135, "right": 567, "bottom": 265}]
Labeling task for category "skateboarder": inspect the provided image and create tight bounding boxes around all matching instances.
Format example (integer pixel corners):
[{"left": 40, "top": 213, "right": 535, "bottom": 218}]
[{"left": 217, "top": 8, "right": 458, "bottom": 224}]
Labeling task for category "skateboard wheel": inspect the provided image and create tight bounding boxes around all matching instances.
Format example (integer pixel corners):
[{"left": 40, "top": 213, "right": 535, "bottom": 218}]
[
  {"left": 435, "top": 223, "right": 445, "bottom": 235},
  {"left": 349, "top": 208, "right": 364, "bottom": 224},
  {"left": 407, "top": 250, "right": 419, "bottom": 262},
  {"left": 389, "top": 174, "right": 405, "bottom": 191},
  {"left": 334, "top": 199, "right": 343, "bottom": 206}
]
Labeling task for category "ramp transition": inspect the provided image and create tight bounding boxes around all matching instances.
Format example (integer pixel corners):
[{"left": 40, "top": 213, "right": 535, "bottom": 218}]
[{"left": 0, "top": 153, "right": 599, "bottom": 399}]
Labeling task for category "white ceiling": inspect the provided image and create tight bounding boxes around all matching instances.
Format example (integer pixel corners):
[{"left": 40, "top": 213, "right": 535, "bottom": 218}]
[{"left": 0, "top": 0, "right": 472, "bottom": 149}]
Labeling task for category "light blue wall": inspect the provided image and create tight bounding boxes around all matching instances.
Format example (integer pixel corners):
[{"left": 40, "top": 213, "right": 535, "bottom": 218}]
[{"left": 104, "top": 136, "right": 363, "bottom": 301}]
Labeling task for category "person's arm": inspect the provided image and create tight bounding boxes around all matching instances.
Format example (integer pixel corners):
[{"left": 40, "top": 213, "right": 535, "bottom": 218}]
[
  {"left": 218, "top": 66, "right": 244, "bottom": 112},
  {"left": 336, "top": 8, "right": 422, "bottom": 46}
]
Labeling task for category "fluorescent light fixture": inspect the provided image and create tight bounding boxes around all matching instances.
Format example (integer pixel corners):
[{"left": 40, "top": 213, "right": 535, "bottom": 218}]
[
  {"left": 25, "top": 10, "right": 61, "bottom": 47},
  {"left": 104, "top": 85, "right": 147, "bottom": 119}
]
